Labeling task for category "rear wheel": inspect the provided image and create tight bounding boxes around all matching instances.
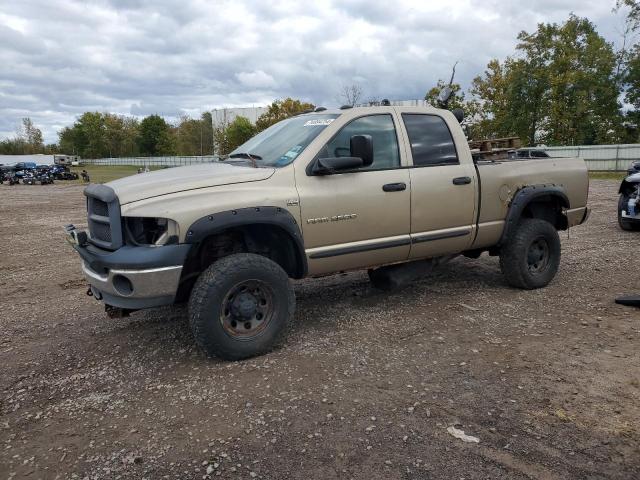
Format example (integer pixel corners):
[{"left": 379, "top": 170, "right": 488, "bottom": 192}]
[
  {"left": 499, "top": 218, "right": 561, "bottom": 289},
  {"left": 188, "top": 253, "right": 295, "bottom": 360}
]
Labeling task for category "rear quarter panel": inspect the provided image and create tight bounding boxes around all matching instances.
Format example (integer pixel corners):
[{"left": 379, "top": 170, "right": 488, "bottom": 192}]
[{"left": 473, "top": 157, "right": 588, "bottom": 249}]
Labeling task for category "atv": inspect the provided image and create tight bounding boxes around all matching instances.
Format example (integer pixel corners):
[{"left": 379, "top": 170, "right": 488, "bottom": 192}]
[
  {"left": 1, "top": 172, "right": 19, "bottom": 185},
  {"left": 38, "top": 172, "right": 54, "bottom": 185},
  {"left": 22, "top": 172, "right": 37, "bottom": 185}
]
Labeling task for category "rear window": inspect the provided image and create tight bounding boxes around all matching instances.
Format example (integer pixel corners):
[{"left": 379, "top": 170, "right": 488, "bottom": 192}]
[{"left": 401, "top": 114, "right": 458, "bottom": 167}]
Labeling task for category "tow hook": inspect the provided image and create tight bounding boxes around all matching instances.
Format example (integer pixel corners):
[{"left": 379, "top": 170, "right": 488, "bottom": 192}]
[{"left": 86, "top": 287, "right": 93, "bottom": 297}]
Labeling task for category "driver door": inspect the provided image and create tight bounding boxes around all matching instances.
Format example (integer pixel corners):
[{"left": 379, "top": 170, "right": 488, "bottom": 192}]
[{"left": 294, "top": 112, "right": 411, "bottom": 276}]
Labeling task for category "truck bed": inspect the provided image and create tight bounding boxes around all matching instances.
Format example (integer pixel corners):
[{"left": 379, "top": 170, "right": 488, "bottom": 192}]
[{"left": 472, "top": 157, "right": 589, "bottom": 249}]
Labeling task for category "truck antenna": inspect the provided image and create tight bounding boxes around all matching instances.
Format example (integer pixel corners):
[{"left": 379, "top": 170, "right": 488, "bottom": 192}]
[{"left": 448, "top": 61, "right": 459, "bottom": 86}]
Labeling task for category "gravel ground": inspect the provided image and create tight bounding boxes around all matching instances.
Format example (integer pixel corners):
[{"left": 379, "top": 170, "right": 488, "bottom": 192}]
[{"left": 1, "top": 180, "right": 639, "bottom": 480}]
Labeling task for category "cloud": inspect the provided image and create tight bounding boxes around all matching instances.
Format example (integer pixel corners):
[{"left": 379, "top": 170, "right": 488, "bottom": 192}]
[
  {"left": 236, "top": 70, "right": 278, "bottom": 89},
  {"left": 0, "top": 0, "right": 627, "bottom": 143}
]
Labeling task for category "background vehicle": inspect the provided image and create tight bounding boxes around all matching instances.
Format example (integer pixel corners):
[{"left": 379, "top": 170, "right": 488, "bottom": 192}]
[
  {"left": 51, "top": 165, "right": 79, "bottom": 180},
  {"left": 618, "top": 165, "right": 640, "bottom": 231},
  {"left": 22, "top": 169, "right": 54, "bottom": 185},
  {"left": 65, "top": 105, "right": 589, "bottom": 361},
  {"left": 626, "top": 160, "right": 640, "bottom": 175}
]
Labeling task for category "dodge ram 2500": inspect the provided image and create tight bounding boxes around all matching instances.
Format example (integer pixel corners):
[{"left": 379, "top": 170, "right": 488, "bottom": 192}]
[{"left": 65, "top": 105, "right": 590, "bottom": 360}]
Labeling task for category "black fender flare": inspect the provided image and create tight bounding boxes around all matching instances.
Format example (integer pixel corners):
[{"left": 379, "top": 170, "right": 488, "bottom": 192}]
[
  {"left": 184, "top": 206, "right": 307, "bottom": 278},
  {"left": 498, "top": 185, "right": 570, "bottom": 246}
]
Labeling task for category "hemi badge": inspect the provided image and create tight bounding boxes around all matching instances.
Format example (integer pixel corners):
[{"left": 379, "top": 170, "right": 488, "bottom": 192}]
[{"left": 286, "top": 199, "right": 299, "bottom": 206}]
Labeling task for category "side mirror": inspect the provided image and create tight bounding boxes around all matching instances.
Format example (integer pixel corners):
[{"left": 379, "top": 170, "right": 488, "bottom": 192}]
[
  {"left": 313, "top": 156, "right": 364, "bottom": 175},
  {"left": 350, "top": 134, "right": 373, "bottom": 167}
]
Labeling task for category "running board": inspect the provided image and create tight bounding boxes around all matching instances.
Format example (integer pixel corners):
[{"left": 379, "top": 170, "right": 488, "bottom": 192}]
[{"left": 615, "top": 295, "right": 640, "bottom": 307}]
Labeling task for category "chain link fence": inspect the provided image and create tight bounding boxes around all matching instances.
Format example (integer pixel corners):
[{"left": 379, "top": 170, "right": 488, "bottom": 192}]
[
  {"left": 82, "top": 145, "right": 639, "bottom": 171},
  {"left": 540, "top": 144, "right": 640, "bottom": 171}
]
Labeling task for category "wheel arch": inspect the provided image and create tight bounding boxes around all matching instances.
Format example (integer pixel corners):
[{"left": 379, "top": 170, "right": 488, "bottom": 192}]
[
  {"left": 176, "top": 207, "right": 307, "bottom": 302},
  {"left": 499, "top": 185, "right": 570, "bottom": 246}
]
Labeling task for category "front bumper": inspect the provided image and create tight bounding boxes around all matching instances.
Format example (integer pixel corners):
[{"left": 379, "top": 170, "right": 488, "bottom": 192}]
[
  {"left": 82, "top": 262, "right": 183, "bottom": 309},
  {"left": 67, "top": 227, "right": 191, "bottom": 309}
]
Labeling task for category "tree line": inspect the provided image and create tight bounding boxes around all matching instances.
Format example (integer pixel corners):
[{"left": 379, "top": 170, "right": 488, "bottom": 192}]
[
  {"left": 0, "top": 98, "right": 314, "bottom": 158},
  {"left": 429, "top": 8, "right": 640, "bottom": 146},
  {"left": 2, "top": 7, "right": 640, "bottom": 158}
]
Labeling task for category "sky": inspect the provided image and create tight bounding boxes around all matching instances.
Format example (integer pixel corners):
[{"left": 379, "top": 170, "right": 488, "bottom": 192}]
[{"left": 0, "top": 0, "right": 632, "bottom": 143}]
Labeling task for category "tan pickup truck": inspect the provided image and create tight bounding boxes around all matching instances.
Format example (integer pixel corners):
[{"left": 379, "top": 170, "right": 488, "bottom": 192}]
[{"left": 66, "top": 105, "right": 590, "bottom": 360}]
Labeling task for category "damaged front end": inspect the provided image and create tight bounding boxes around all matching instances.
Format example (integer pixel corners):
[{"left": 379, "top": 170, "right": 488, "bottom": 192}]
[
  {"left": 64, "top": 184, "right": 191, "bottom": 314},
  {"left": 618, "top": 172, "right": 640, "bottom": 230}
]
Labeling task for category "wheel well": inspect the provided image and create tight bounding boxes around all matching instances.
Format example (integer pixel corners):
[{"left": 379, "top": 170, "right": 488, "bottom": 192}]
[
  {"left": 521, "top": 195, "right": 568, "bottom": 231},
  {"left": 176, "top": 224, "right": 304, "bottom": 302}
]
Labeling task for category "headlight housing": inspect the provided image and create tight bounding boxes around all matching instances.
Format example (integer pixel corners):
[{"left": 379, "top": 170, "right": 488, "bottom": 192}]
[{"left": 123, "top": 217, "right": 180, "bottom": 246}]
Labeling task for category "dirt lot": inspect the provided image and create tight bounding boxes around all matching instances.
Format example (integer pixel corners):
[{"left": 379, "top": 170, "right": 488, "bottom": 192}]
[{"left": 1, "top": 180, "right": 639, "bottom": 480}]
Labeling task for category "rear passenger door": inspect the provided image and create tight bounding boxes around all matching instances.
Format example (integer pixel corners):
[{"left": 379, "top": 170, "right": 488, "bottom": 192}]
[{"left": 399, "top": 112, "right": 477, "bottom": 259}]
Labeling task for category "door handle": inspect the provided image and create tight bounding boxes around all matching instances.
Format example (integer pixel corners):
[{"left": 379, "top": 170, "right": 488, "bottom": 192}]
[
  {"left": 452, "top": 176, "right": 472, "bottom": 185},
  {"left": 382, "top": 182, "right": 407, "bottom": 192}
]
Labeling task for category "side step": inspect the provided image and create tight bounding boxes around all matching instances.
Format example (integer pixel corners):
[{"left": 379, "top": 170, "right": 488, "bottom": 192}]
[
  {"left": 368, "top": 255, "right": 457, "bottom": 291},
  {"left": 615, "top": 295, "right": 640, "bottom": 308}
]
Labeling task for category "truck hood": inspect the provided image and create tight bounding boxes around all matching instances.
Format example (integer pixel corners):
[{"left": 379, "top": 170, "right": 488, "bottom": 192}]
[{"left": 107, "top": 162, "right": 275, "bottom": 204}]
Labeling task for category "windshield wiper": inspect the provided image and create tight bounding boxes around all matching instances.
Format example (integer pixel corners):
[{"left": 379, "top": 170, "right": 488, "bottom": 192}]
[{"left": 228, "top": 152, "right": 262, "bottom": 168}]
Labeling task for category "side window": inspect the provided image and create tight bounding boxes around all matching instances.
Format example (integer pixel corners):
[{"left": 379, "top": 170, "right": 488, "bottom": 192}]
[
  {"left": 401, "top": 114, "right": 459, "bottom": 167},
  {"left": 320, "top": 114, "right": 400, "bottom": 170}
]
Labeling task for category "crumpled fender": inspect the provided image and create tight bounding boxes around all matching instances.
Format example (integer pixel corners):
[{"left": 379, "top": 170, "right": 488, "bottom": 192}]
[{"left": 619, "top": 172, "right": 640, "bottom": 194}]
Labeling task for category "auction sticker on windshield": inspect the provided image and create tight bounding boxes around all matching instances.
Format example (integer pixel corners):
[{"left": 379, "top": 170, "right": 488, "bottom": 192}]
[{"left": 304, "top": 119, "right": 334, "bottom": 127}]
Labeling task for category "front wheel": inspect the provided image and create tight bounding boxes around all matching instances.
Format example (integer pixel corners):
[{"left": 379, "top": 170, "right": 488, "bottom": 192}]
[
  {"left": 499, "top": 218, "right": 561, "bottom": 290},
  {"left": 188, "top": 253, "right": 295, "bottom": 361}
]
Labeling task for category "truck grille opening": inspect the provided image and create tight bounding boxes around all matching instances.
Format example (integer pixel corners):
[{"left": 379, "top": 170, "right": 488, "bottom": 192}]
[
  {"left": 90, "top": 198, "right": 109, "bottom": 216},
  {"left": 85, "top": 186, "right": 122, "bottom": 250},
  {"left": 89, "top": 221, "right": 112, "bottom": 242}
]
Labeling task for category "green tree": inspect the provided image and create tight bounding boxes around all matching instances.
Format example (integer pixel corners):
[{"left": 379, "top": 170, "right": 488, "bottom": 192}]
[
  {"left": 80, "top": 112, "right": 108, "bottom": 158},
  {"left": 54, "top": 112, "right": 140, "bottom": 157},
  {"left": 470, "top": 15, "right": 622, "bottom": 145},
  {"left": 226, "top": 116, "right": 256, "bottom": 152},
  {"left": 175, "top": 115, "right": 202, "bottom": 155},
  {"left": 157, "top": 128, "right": 177, "bottom": 155},
  {"left": 19, "top": 118, "right": 44, "bottom": 153},
  {"left": 56, "top": 112, "right": 108, "bottom": 158},
  {"left": 138, "top": 114, "right": 174, "bottom": 155},
  {"left": 0, "top": 138, "right": 26, "bottom": 154},
  {"left": 213, "top": 116, "right": 256, "bottom": 155},
  {"left": 0, "top": 118, "right": 46, "bottom": 154},
  {"left": 103, "top": 114, "right": 125, "bottom": 157},
  {"left": 627, "top": 45, "right": 640, "bottom": 108},
  {"left": 58, "top": 125, "right": 83, "bottom": 156},
  {"left": 121, "top": 116, "right": 141, "bottom": 156},
  {"left": 617, "top": 0, "right": 640, "bottom": 30},
  {"left": 255, "top": 98, "right": 314, "bottom": 132},
  {"left": 200, "top": 112, "right": 214, "bottom": 155}
]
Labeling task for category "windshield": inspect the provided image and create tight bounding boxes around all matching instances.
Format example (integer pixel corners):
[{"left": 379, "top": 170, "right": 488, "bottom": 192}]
[{"left": 229, "top": 114, "right": 339, "bottom": 167}]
